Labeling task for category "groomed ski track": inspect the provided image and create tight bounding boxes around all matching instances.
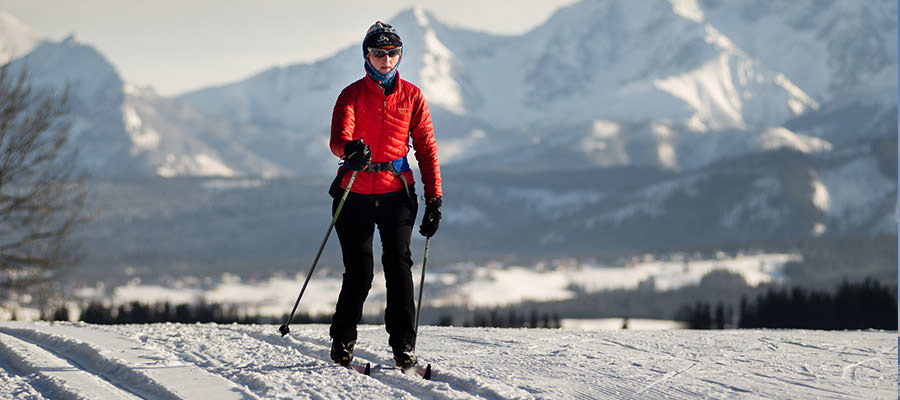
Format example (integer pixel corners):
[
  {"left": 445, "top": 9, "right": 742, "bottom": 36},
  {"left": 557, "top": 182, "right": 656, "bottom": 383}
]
[{"left": 0, "top": 321, "right": 893, "bottom": 399}]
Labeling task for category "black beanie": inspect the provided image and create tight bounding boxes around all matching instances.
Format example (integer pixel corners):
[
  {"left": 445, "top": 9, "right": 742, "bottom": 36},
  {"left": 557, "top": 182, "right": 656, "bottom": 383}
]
[{"left": 363, "top": 21, "right": 402, "bottom": 55}]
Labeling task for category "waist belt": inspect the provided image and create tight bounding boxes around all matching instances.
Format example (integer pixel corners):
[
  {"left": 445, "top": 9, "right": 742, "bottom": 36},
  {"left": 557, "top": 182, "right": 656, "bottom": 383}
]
[
  {"left": 331, "top": 155, "right": 412, "bottom": 199},
  {"left": 367, "top": 156, "right": 411, "bottom": 198},
  {"left": 365, "top": 156, "right": 410, "bottom": 173}
]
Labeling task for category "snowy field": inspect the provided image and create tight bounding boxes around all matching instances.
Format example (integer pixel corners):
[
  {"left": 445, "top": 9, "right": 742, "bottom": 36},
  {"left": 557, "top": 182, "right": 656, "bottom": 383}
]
[
  {"left": 72, "top": 252, "right": 797, "bottom": 319},
  {"left": 0, "top": 321, "right": 894, "bottom": 399}
]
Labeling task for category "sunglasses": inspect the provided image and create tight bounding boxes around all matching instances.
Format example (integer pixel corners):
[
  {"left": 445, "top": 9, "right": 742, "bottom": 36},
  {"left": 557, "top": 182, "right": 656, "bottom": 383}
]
[{"left": 368, "top": 47, "right": 402, "bottom": 58}]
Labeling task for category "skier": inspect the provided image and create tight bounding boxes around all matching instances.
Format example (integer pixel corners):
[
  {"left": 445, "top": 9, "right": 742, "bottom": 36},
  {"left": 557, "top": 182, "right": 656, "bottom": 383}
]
[{"left": 327, "top": 21, "right": 443, "bottom": 369}]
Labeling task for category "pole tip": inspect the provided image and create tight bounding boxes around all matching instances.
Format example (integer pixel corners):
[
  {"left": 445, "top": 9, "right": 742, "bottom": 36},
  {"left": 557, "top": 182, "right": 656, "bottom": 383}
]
[{"left": 278, "top": 324, "right": 290, "bottom": 336}]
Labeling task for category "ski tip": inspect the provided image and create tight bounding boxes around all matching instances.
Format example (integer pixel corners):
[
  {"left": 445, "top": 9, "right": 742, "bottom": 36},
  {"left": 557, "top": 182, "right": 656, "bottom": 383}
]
[
  {"left": 364, "top": 362, "right": 371, "bottom": 375},
  {"left": 423, "top": 363, "right": 432, "bottom": 380}
]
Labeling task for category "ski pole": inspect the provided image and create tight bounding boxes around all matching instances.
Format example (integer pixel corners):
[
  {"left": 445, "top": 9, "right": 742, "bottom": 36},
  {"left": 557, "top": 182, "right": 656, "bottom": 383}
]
[
  {"left": 279, "top": 170, "right": 358, "bottom": 337},
  {"left": 413, "top": 236, "right": 431, "bottom": 336}
]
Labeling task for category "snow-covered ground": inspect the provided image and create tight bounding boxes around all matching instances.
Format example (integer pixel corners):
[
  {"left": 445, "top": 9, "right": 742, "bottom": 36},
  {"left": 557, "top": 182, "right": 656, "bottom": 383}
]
[{"left": 0, "top": 321, "right": 893, "bottom": 399}]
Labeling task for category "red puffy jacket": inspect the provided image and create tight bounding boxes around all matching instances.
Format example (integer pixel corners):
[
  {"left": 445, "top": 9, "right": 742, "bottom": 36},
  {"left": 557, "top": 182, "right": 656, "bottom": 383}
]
[{"left": 330, "top": 75, "right": 442, "bottom": 198}]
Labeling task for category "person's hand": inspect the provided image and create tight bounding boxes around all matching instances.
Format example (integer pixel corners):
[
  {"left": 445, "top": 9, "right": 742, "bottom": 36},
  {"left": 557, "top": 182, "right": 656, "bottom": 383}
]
[
  {"left": 419, "top": 197, "right": 442, "bottom": 237},
  {"left": 344, "top": 140, "right": 371, "bottom": 171}
]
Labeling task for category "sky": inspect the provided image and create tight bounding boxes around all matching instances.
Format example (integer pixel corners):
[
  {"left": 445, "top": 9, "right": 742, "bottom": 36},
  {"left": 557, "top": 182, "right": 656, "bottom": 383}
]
[{"left": 0, "top": 0, "right": 579, "bottom": 96}]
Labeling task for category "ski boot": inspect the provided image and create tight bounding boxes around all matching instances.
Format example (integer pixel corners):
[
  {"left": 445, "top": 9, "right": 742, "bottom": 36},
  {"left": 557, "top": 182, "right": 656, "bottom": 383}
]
[
  {"left": 392, "top": 341, "right": 417, "bottom": 369},
  {"left": 330, "top": 339, "right": 355, "bottom": 367}
]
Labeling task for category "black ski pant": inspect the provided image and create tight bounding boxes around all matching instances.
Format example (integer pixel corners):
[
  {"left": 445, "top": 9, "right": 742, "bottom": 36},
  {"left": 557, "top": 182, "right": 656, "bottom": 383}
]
[{"left": 329, "top": 188, "right": 418, "bottom": 350}]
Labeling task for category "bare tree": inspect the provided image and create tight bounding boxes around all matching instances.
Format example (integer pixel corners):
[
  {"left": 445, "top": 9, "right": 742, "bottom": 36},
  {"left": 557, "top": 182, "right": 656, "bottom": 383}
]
[{"left": 0, "top": 64, "right": 90, "bottom": 292}]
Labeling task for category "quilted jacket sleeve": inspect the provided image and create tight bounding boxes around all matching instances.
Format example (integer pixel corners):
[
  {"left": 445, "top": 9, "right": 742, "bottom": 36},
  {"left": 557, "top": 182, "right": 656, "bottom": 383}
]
[
  {"left": 330, "top": 84, "right": 356, "bottom": 158},
  {"left": 409, "top": 88, "right": 442, "bottom": 198}
]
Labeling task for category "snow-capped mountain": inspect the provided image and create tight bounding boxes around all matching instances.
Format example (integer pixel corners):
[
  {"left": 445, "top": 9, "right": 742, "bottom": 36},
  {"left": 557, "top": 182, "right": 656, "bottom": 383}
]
[
  {"left": 15, "top": 35, "right": 141, "bottom": 175},
  {"left": 1, "top": 13, "right": 334, "bottom": 178},
  {"left": 4, "top": 0, "right": 894, "bottom": 177},
  {"left": 0, "top": 10, "right": 41, "bottom": 62},
  {"left": 187, "top": 1, "right": 819, "bottom": 133},
  {"left": 119, "top": 84, "right": 333, "bottom": 178},
  {"left": 178, "top": 0, "right": 896, "bottom": 173},
  {"left": 697, "top": 0, "right": 898, "bottom": 103},
  {"left": 0, "top": 1, "right": 895, "bottom": 274}
]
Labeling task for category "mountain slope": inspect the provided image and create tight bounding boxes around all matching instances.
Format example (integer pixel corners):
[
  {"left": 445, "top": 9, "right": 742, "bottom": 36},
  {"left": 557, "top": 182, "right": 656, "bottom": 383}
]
[
  {"left": 699, "top": 0, "right": 898, "bottom": 145},
  {"left": 176, "top": 0, "right": 892, "bottom": 175},
  {"left": 122, "top": 85, "right": 333, "bottom": 178},
  {"left": 4, "top": 1, "right": 894, "bottom": 177},
  {"left": 436, "top": 135, "right": 894, "bottom": 257},
  {"left": 0, "top": 10, "right": 42, "bottom": 62},
  {"left": 180, "top": 2, "right": 819, "bottom": 133},
  {"left": 698, "top": 0, "right": 898, "bottom": 102},
  {"left": 3, "top": 33, "right": 334, "bottom": 178}
]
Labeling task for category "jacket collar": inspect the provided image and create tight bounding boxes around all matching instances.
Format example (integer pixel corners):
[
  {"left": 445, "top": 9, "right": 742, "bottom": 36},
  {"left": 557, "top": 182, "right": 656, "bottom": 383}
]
[{"left": 364, "top": 72, "right": 401, "bottom": 96}]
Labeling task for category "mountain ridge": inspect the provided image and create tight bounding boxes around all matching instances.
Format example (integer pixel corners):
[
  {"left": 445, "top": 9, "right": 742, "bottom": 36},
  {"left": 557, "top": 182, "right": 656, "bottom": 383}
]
[{"left": 0, "top": 1, "right": 895, "bottom": 273}]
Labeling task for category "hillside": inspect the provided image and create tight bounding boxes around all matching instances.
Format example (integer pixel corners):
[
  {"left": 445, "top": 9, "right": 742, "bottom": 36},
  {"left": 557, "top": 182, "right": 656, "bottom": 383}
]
[{"left": 0, "top": 322, "right": 894, "bottom": 399}]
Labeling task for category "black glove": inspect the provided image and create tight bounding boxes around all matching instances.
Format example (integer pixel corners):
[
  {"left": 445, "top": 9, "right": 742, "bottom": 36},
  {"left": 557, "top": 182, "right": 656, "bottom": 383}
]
[
  {"left": 344, "top": 140, "right": 371, "bottom": 171},
  {"left": 419, "top": 197, "right": 442, "bottom": 237}
]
